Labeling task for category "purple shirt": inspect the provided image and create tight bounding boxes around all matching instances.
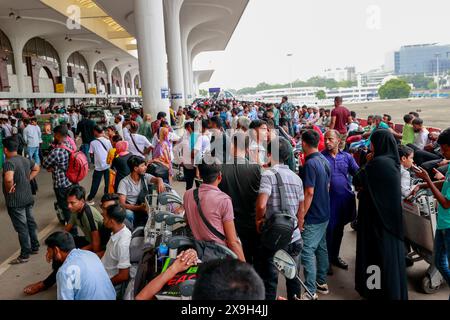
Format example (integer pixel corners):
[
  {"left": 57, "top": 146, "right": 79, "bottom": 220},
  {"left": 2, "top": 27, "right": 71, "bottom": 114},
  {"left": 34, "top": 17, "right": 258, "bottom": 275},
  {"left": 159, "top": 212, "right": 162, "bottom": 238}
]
[
  {"left": 184, "top": 184, "right": 234, "bottom": 245},
  {"left": 322, "top": 150, "right": 359, "bottom": 194},
  {"left": 322, "top": 150, "right": 360, "bottom": 227}
]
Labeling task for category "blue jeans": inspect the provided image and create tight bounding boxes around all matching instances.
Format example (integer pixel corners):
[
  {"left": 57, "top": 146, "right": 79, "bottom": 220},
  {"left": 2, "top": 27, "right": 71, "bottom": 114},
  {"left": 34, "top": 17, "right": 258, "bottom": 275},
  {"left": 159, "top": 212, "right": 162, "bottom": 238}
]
[
  {"left": 125, "top": 210, "right": 135, "bottom": 226},
  {"left": 301, "top": 220, "right": 329, "bottom": 295},
  {"left": 435, "top": 228, "right": 450, "bottom": 299},
  {"left": 27, "top": 147, "right": 40, "bottom": 165},
  {"left": 7, "top": 205, "right": 39, "bottom": 258}
]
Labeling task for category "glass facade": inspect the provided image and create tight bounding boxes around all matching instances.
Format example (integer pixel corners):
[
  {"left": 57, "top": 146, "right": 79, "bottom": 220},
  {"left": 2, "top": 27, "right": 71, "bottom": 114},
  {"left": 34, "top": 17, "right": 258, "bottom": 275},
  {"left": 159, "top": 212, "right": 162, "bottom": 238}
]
[{"left": 397, "top": 44, "right": 450, "bottom": 75}]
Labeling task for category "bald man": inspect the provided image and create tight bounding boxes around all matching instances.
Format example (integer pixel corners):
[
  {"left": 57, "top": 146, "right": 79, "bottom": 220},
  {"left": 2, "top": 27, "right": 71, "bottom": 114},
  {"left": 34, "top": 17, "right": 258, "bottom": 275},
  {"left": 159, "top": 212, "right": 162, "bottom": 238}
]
[{"left": 322, "top": 130, "right": 359, "bottom": 274}]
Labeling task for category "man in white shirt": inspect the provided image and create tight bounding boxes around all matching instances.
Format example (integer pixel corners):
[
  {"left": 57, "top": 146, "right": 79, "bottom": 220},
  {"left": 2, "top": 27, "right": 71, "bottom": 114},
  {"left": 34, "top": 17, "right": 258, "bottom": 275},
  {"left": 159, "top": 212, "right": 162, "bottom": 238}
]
[
  {"left": 114, "top": 116, "right": 124, "bottom": 139},
  {"left": 87, "top": 126, "right": 113, "bottom": 205},
  {"left": 125, "top": 121, "right": 152, "bottom": 158},
  {"left": 100, "top": 204, "right": 131, "bottom": 299},
  {"left": 34, "top": 108, "right": 41, "bottom": 116},
  {"left": 412, "top": 118, "right": 430, "bottom": 150},
  {"left": 69, "top": 109, "right": 79, "bottom": 132},
  {"left": 23, "top": 117, "right": 42, "bottom": 165},
  {"left": 117, "top": 156, "right": 165, "bottom": 228}
]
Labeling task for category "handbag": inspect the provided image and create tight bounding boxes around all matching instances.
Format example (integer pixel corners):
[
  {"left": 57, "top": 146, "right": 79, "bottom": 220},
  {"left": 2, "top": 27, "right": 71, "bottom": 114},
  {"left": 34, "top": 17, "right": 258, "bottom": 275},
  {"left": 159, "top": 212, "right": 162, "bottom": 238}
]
[
  {"left": 147, "top": 162, "right": 169, "bottom": 182},
  {"left": 260, "top": 171, "right": 297, "bottom": 252}
]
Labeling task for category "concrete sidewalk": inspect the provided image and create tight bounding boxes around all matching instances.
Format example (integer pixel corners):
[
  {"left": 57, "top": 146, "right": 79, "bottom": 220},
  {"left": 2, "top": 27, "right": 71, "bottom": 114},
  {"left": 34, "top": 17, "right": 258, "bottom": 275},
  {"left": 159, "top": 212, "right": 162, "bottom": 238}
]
[
  {"left": 0, "top": 172, "right": 448, "bottom": 300},
  {"left": 0, "top": 224, "right": 448, "bottom": 300}
]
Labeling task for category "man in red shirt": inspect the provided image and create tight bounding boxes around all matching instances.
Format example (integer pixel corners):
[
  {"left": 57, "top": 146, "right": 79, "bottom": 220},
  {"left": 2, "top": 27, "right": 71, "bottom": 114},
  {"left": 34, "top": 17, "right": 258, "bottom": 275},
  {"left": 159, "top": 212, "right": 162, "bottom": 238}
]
[{"left": 330, "top": 97, "right": 351, "bottom": 150}]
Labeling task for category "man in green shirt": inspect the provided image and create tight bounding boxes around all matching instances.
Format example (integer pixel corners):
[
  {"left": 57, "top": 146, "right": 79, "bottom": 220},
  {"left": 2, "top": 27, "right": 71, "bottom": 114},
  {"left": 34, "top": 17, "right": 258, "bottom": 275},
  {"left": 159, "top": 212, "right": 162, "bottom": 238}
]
[
  {"left": 65, "top": 185, "right": 110, "bottom": 252},
  {"left": 414, "top": 128, "right": 450, "bottom": 297}
]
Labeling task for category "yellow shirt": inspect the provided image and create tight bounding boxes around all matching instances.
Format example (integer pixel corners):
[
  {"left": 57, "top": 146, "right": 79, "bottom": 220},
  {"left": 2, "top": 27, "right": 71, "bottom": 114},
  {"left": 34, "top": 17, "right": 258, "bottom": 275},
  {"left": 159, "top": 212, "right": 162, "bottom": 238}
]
[{"left": 107, "top": 148, "right": 117, "bottom": 165}]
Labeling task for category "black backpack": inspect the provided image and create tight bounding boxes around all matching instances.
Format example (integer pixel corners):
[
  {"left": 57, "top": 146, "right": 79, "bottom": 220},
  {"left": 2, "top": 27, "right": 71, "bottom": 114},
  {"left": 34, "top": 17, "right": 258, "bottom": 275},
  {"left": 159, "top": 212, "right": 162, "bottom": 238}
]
[{"left": 260, "top": 171, "right": 297, "bottom": 252}]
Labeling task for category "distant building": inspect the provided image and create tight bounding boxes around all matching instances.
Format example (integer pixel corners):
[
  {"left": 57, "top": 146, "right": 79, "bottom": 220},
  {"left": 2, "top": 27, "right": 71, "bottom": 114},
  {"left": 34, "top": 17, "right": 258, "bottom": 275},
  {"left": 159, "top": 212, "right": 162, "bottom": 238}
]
[
  {"left": 360, "top": 69, "right": 394, "bottom": 87},
  {"left": 323, "top": 67, "right": 356, "bottom": 82},
  {"left": 386, "top": 43, "right": 450, "bottom": 75}
]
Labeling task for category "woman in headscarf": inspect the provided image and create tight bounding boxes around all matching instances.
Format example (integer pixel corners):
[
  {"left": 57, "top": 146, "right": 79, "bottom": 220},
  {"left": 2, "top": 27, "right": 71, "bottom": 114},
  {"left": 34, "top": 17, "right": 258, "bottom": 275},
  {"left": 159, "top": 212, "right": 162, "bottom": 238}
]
[
  {"left": 111, "top": 141, "right": 133, "bottom": 192},
  {"left": 149, "top": 127, "right": 172, "bottom": 184},
  {"left": 354, "top": 129, "right": 408, "bottom": 300}
]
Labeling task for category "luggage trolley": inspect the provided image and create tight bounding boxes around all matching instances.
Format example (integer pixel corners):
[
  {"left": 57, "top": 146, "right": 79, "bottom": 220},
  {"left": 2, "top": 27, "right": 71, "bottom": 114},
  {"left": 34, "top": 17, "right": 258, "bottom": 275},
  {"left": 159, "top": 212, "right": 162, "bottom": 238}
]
[
  {"left": 402, "top": 189, "right": 444, "bottom": 294},
  {"left": 144, "top": 183, "right": 184, "bottom": 248}
]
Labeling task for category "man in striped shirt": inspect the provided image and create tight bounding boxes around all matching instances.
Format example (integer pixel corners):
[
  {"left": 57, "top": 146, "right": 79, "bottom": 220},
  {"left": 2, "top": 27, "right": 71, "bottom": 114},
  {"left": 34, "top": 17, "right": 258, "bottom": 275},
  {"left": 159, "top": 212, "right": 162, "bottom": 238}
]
[
  {"left": 2, "top": 137, "right": 41, "bottom": 264},
  {"left": 42, "top": 125, "right": 73, "bottom": 225}
]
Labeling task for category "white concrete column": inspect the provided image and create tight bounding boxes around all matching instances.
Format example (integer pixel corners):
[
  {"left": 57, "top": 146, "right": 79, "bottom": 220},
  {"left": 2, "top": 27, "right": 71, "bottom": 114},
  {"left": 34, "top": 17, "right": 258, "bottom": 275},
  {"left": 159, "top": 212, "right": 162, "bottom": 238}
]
[
  {"left": 181, "top": 34, "right": 192, "bottom": 105},
  {"left": 89, "top": 68, "right": 95, "bottom": 89},
  {"left": 108, "top": 69, "right": 114, "bottom": 95},
  {"left": 164, "top": 0, "right": 185, "bottom": 108},
  {"left": 11, "top": 39, "right": 27, "bottom": 108},
  {"left": 188, "top": 56, "right": 195, "bottom": 100},
  {"left": 134, "top": 0, "right": 170, "bottom": 118}
]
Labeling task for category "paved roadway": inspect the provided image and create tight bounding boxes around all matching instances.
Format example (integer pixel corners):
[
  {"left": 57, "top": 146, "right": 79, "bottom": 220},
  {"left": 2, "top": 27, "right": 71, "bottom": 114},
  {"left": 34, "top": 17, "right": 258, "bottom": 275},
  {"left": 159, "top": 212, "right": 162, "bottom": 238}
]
[{"left": 0, "top": 171, "right": 448, "bottom": 300}]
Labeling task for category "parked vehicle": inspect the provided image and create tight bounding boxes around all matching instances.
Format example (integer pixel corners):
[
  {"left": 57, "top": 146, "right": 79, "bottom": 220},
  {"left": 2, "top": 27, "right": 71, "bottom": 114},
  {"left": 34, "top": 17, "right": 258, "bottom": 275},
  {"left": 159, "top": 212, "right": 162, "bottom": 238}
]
[{"left": 87, "top": 107, "right": 115, "bottom": 126}]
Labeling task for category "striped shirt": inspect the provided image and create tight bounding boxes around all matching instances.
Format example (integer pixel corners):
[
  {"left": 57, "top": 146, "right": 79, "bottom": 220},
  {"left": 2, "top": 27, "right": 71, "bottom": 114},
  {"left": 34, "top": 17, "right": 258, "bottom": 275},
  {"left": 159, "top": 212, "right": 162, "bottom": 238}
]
[
  {"left": 2, "top": 156, "right": 35, "bottom": 208},
  {"left": 259, "top": 164, "right": 304, "bottom": 243}
]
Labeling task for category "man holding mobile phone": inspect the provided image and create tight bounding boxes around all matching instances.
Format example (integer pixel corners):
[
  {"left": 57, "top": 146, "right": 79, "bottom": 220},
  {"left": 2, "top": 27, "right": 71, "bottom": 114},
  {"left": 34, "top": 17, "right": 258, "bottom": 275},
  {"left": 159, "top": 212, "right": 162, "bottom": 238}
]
[{"left": 413, "top": 128, "right": 450, "bottom": 298}]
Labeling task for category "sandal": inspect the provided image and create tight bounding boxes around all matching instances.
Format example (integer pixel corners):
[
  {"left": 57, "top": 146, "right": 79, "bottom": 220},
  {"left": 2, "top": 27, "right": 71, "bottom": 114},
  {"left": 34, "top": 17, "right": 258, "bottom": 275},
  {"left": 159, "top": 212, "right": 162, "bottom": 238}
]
[
  {"left": 24, "top": 281, "right": 46, "bottom": 296},
  {"left": 9, "top": 256, "right": 29, "bottom": 265}
]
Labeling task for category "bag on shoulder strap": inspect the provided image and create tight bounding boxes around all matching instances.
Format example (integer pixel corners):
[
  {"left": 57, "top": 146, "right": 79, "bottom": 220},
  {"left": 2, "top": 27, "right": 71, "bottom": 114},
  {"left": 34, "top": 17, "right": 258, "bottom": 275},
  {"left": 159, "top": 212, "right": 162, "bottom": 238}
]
[
  {"left": 260, "top": 171, "right": 297, "bottom": 252},
  {"left": 58, "top": 137, "right": 89, "bottom": 184}
]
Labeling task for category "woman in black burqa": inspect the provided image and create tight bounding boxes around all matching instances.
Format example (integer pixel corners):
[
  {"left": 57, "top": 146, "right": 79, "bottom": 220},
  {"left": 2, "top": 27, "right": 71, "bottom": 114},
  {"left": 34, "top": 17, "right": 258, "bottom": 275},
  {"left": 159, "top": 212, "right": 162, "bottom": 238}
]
[{"left": 354, "top": 129, "right": 408, "bottom": 300}]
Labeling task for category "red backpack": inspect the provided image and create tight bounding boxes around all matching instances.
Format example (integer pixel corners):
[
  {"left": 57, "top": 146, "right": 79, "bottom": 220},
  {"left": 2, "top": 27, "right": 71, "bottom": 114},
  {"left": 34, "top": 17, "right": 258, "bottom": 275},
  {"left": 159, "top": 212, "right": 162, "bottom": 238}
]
[{"left": 58, "top": 137, "right": 89, "bottom": 184}]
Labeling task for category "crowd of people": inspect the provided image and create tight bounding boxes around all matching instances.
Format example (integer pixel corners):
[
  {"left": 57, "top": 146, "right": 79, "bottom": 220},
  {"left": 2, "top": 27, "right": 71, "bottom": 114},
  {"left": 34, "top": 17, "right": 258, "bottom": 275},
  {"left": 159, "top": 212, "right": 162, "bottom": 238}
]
[{"left": 1, "top": 95, "right": 450, "bottom": 301}]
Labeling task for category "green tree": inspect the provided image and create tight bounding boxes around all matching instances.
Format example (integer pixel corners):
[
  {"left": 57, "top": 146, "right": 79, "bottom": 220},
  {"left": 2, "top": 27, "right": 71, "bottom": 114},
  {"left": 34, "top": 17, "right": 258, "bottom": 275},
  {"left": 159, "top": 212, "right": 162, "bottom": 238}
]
[
  {"left": 427, "top": 81, "right": 437, "bottom": 90},
  {"left": 316, "top": 90, "right": 327, "bottom": 100},
  {"left": 378, "top": 79, "right": 411, "bottom": 99},
  {"left": 399, "top": 75, "right": 431, "bottom": 89}
]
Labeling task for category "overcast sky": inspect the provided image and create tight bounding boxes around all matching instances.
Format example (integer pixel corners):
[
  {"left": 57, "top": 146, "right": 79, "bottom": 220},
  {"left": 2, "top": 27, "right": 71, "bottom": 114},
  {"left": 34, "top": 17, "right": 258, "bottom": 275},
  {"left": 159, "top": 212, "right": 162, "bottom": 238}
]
[{"left": 195, "top": 0, "right": 450, "bottom": 90}]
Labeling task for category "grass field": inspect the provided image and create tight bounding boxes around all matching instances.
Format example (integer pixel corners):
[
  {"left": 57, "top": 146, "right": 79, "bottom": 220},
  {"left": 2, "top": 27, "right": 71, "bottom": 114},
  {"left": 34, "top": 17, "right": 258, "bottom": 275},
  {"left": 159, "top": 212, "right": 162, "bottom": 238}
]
[{"left": 338, "top": 98, "right": 450, "bottom": 130}]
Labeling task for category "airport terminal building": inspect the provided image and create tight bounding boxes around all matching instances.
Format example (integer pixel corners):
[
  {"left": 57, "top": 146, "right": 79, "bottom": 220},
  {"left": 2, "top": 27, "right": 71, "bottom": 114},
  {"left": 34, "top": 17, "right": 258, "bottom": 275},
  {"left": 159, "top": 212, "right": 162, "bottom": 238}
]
[{"left": 0, "top": 0, "right": 249, "bottom": 116}]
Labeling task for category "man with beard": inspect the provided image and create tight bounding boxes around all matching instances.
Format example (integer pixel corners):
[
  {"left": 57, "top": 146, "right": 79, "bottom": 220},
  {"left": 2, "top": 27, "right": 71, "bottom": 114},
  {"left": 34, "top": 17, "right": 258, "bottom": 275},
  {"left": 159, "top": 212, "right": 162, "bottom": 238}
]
[
  {"left": 322, "top": 130, "right": 359, "bottom": 274},
  {"left": 44, "top": 231, "right": 116, "bottom": 300}
]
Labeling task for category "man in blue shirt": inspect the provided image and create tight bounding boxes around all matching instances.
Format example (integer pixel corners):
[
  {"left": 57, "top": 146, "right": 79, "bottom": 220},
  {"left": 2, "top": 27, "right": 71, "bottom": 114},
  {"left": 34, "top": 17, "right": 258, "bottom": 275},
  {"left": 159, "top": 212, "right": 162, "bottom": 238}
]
[
  {"left": 299, "top": 129, "right": 331, "bottom": 300},
  {"left": 44, "top": 231, "right": 116, "bottom": 300}
]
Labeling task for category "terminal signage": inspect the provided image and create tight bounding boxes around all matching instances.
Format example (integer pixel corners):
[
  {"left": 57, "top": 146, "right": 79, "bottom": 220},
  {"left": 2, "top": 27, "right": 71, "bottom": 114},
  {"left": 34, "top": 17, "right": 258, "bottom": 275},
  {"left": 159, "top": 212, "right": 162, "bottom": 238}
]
[
  {"left": 161, "top": 88, "right": 169, "bottom": 99},
  {"left": 55, "top": 83, "right": 65, "bottom": 93}
]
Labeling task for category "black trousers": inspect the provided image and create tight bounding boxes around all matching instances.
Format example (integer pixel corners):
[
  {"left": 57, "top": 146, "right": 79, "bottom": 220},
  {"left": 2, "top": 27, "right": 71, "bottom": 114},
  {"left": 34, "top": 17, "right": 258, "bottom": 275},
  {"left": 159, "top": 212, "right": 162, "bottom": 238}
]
[
  {"left": 87, "top": 169, "right": 110, "bottom": 201},
  {"left": 255, "top": 240, "right": 303, "bottom": 300},
  {"left": 236, "top": 225, "right": 260, "bottom": 266},
  {"left": 183, "top": 166, "right": 200, "bottom": 190},
  {"left": 407, "top": 144, "right": 441, "bottom": 166},
  {"left": 54, "top": 187, "right": 72, "bottom": 223},
  {"left": 326, "top": 222, "right": 345, "bottom": 263}
]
